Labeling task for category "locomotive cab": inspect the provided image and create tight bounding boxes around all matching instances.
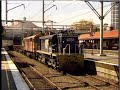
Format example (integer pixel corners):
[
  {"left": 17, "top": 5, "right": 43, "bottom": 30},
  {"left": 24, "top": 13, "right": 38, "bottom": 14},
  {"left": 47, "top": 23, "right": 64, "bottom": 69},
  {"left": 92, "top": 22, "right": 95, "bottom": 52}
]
[
  {"left": 57, "top": 33, "right": 80, "bottom": 54},
  {"left": 39, "top": 34, "right": 58, "bottom": 53}
]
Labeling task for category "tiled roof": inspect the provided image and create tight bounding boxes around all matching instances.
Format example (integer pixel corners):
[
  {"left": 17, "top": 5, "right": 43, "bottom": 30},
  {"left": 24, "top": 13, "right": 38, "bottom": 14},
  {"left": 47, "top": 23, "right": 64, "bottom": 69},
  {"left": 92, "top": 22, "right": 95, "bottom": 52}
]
[
  {"left": 79, "top": 30, "right": 118, "bottom": 40},
  {"left": 8, "top": 21, "right": 38, "bottom": 28}
]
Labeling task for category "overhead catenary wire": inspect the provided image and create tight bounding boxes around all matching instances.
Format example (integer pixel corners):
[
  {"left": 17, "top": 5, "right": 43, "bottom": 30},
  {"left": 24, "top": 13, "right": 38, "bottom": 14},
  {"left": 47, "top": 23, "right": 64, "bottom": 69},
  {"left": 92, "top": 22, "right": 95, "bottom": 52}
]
[
  {"left": 6, "top": 1, "right": 26, "bottom": 21},
  {"left": 6, "top": 1, "right": 30, "bottom": 20},
  {"left": 18, "top": 1, "right": 76, "bottom": 22},
  {"left": 7, "top": 1, "right": 19, "bottom": 20},
  {"left": 18, "top": 1, "right": 32, "bottom": 20},
  {"left": 57, "top": 3, "right": 111, "bottom": 24},
  {"left": 45, "top": 0, "right": 76, "bottom": 18},
  {"left": 29, "top": 1, "right": 55, "bottom": 21},
  {"left": 29, "top": 9, "right": 43, "bottom": 20},
  {"left": 7, "top": 1, "right": 111, "bottom": 25},
  {"left": 103, "top": 2, "right": 118, "bottom": 17},
  {"left": 44, "top": 0, "right": 55, "bottom": 10}
]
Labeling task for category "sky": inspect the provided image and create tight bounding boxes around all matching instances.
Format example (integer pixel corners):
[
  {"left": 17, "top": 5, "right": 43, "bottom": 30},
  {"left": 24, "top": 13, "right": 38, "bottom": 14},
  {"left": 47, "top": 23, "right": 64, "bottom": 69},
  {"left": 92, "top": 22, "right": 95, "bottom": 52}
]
[{"left": 2, "top": 1, "right": 112, "bottom": 27}]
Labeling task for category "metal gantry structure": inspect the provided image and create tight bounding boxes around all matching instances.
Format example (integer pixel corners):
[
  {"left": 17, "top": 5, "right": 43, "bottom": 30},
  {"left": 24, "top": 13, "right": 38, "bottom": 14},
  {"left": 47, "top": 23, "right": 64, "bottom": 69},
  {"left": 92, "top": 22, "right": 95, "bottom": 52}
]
[{"left": 79, "top": 0, "right": 119, "bottom": 56}]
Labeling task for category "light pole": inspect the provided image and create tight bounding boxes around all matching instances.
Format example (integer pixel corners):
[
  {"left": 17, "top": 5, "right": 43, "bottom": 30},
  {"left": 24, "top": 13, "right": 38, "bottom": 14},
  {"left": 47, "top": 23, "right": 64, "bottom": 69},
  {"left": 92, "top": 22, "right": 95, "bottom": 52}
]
[
  {"left": 118, "top": 3, "right": 120, "bottom": 88},
  {"left": 90, "top": 25, "right": 94, "bottom": 55},
  {"left": 6, "top": 0, "right": 7, "bottom": 24},
  {"left": 42, "top": 0, "right": 44, "bottom": 33},
  {"left": 42, "top": 0, "right": 57, "bottom": 33},
  {"left": 99, "top": 1, "right": 104, "bottom": 56}
]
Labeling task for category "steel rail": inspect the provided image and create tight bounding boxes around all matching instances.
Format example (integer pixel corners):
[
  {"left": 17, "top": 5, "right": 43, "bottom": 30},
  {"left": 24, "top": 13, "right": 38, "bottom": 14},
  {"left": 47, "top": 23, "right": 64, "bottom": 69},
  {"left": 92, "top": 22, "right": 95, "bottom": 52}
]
[{"left": 10, "top": 53, "right": 61, "bottom": 90}]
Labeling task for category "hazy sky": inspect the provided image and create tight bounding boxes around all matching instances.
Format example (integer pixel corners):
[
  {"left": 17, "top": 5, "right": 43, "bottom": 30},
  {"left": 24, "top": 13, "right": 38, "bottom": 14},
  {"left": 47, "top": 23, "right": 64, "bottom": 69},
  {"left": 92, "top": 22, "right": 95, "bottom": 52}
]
[{"left": 2, "top": 1, "right": 111, "bottom": 26}]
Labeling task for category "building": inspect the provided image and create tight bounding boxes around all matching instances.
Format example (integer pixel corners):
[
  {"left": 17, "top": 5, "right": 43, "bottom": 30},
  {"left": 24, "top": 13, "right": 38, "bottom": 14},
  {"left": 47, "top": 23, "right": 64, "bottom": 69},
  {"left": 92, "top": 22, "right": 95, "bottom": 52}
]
[
  {"left": 4, "top": 19, "right": 42, "bottom": 39},
  {"left": 79, "top": 30, "right": 119, "bottom": 50},
  {"left": 111, "top": 3, "right": 119, "bottom": 30}
]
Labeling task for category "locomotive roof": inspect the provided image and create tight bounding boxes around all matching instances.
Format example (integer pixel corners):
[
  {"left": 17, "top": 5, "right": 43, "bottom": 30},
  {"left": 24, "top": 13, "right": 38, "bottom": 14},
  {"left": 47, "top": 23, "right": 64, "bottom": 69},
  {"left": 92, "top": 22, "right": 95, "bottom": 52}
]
[
  {"left": 39, "top": 33, "right": 79, "bottom": 39},
  {"left": 39, "top": 34, "right": 56, "bottom": 39},
  {"left": 23, "top": 33, "right": 40, "bottom": 40},
  {"left": 58, "top": 33, "right": 79, "bottom": 37}
]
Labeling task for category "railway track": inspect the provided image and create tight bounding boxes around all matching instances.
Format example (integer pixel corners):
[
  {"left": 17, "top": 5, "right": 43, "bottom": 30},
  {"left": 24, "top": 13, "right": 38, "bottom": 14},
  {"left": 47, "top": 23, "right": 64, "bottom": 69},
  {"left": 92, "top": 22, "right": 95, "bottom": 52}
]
[
  {"left": 88, "top": 75, "right": 118, "bottom": 87},
  {"left": 9, "top": 55, "right": 61, "bottom": 90},
  {"left": 23, "top": 65, "right": 60, "bottom": 90},
  {"left": 68, "top": 74, "right": 118, "bottom": 90},
  {"left": 8, "top": 51, "right": 118, "bottom": 90}
]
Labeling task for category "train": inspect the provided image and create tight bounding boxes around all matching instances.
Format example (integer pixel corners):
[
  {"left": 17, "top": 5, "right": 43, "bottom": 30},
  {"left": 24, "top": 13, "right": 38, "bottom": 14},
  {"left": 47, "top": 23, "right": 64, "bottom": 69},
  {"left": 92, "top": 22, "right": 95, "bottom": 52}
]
[
  {"left": 13, "top": 30, "right": 84, "bottom": 75},
  {"left": 13, "top": 37, "right": 23, "bottom": 52}
]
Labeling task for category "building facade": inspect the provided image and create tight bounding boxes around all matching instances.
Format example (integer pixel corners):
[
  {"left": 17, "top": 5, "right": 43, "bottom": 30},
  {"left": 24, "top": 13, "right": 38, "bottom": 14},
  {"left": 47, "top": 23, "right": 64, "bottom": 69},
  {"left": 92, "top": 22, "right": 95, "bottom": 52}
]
[
  {"left": 111, "top": 3, "right": 119, "bottom": 30},
  {"left": 79, "top": 30, "right": 119, "bottom": 50}
]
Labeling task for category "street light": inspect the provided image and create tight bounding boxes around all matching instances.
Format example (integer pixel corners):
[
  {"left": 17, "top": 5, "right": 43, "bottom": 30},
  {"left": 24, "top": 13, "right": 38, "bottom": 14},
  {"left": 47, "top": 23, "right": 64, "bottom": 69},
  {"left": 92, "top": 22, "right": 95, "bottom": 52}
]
[{"left": 90, "top": 25, "right": 94, "bottom": 55}]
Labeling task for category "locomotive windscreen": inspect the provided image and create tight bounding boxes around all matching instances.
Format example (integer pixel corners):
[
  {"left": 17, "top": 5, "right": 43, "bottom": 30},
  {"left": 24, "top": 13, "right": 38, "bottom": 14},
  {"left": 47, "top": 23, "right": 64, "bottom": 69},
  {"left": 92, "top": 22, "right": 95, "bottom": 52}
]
[
  {"left": 58, "top": 34, "right": 79, "bottom": 54},
  {"left": 13, "top": 37, "right": 22, "bottom": 45},
  {"left": 64, "top": 37, "right": 79, "bottom": 53}
]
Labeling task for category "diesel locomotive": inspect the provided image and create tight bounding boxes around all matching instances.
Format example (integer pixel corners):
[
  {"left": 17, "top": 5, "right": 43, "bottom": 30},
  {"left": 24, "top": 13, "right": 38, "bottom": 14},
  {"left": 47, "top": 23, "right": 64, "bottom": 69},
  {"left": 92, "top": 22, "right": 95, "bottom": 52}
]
[{"left": 21, "top": 31, "right": 84, "bottom": 74}]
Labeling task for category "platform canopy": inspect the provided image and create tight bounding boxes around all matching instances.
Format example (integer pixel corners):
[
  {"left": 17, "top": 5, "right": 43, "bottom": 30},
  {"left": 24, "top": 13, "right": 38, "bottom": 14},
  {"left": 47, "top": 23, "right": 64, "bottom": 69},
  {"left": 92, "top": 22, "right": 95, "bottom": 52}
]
[{"left": 78, "top": 0, "right": 119, "bottom": 2}]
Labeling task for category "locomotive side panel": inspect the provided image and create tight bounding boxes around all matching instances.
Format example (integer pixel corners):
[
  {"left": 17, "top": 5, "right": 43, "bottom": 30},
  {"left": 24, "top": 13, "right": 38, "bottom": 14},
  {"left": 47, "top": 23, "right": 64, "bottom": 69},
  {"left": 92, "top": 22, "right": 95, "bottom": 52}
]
[
  {"left": 39, "top": 35, "right": 56, "bottom": 53},
  {"left": 23, "top": 38, "right": 34, "bottom": 52},
  {"left": 22, "top": 34, "right": 41, "bottom": 58},
  {"left": 23, "top": 34, "right": 41, "bottom": 52},
  {"left": 40, "top": 39, "right": 49, "bottom": 52}
]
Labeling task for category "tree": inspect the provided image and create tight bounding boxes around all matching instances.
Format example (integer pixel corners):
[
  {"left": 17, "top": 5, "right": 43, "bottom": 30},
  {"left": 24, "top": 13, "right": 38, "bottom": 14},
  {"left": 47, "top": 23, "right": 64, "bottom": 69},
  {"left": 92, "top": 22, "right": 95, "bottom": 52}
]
[
  {"left": 71, "top": 19, "right": 94, "bottom": 31},
  {"left": 2, "top": 27, "right": 6, "bottom": 39}
]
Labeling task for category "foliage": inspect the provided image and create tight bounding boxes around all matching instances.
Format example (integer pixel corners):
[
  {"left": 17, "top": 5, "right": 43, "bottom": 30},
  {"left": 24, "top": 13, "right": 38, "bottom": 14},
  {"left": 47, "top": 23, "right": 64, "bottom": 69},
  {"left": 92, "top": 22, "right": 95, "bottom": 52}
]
[
  {"left": 2, "top": 27, "right": 6, "bottom": 39},
  {"left": 71, "top": 19, "right": 94, "bottom": 31}
]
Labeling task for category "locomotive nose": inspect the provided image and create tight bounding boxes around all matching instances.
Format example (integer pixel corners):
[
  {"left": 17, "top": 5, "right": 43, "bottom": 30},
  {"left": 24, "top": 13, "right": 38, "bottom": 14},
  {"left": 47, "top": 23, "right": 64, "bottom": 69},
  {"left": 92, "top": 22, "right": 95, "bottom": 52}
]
[
  {"left": 58, "top": 54, "right": 84, "bottom": 75},
  {"left": 63, "top": 60, "right": 84, "bottom": 75}
]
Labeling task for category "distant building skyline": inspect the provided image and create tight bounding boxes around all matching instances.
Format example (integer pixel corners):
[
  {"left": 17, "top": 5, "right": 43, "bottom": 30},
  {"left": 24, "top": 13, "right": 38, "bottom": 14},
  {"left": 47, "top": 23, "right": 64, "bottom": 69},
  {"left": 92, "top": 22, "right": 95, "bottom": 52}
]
[{"left": 111, "top": 2, "right": 119, "bottom": 30}]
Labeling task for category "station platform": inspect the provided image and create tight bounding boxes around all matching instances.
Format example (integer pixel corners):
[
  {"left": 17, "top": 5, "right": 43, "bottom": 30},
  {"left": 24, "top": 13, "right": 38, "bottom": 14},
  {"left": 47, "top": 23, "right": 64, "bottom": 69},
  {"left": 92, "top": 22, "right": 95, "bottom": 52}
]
[
  {"left": 1, "top": 48, "right": 30, "bottom": 90},
  {"left": 84, "top": 52, "right": 118, "bottom": 81},
  {"left": 84, "top": 53, "right": 118, "bottom": 66}
]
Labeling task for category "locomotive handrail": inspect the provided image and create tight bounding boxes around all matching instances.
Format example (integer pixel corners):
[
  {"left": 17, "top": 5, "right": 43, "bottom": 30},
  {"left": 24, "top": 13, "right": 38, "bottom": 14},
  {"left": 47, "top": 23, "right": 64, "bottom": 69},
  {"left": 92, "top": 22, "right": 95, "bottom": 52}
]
[
  {"left": 75, "top": 44, "right": 78, "bottom": 53},
  {"left": 63, "top": 44, "right": 70, "bottom": 55}
]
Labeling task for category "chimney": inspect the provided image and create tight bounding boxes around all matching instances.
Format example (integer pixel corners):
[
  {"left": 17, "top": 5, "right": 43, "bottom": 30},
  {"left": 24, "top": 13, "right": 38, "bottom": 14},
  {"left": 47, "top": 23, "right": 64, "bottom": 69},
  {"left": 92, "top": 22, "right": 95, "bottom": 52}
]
[
  {"left": 11, "top": 19, "right": 14, "bottom": 26},
  {"left": 23, "top": 17, "right": 26, "bottom": 22}
]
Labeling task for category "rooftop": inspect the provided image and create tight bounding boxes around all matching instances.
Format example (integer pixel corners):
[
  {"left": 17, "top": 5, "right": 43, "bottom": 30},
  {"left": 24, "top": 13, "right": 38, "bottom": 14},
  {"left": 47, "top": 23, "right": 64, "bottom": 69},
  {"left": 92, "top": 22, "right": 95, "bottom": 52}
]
[{"left": 79, "top": 30, "right": 118, "bottom": 40}]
